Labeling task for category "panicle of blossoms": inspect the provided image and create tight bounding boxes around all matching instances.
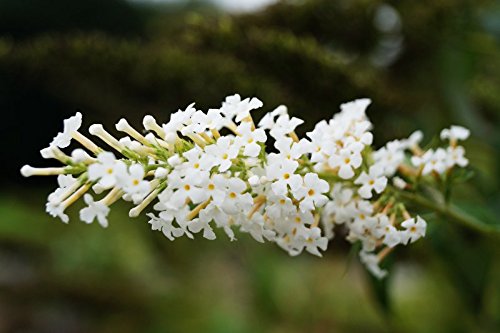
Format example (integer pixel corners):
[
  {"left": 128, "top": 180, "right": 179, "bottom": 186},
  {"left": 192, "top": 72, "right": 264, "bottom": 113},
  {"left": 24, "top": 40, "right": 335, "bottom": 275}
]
[{"left": 21, "top": 94, "right": 471, "bottom": 278}]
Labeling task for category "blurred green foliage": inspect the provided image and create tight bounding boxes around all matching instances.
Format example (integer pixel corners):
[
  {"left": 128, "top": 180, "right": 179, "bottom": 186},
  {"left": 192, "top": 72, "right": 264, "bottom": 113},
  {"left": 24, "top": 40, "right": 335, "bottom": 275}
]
[{"left": 1, "top": 0, "right": 500, "bottom": 332}]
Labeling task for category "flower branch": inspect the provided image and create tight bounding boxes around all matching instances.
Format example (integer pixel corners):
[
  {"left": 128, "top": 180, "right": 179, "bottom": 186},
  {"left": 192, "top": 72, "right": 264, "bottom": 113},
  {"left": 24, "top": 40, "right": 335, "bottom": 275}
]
[{"left": 21, "top": 94, "right": 481, "bottom": 278}]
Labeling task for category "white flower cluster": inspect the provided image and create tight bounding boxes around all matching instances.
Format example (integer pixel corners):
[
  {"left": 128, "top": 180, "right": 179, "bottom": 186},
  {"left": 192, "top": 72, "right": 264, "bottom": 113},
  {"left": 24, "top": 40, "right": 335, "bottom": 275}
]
[{"left": 21, "top": 94, "right": 471, "bottom": 278}]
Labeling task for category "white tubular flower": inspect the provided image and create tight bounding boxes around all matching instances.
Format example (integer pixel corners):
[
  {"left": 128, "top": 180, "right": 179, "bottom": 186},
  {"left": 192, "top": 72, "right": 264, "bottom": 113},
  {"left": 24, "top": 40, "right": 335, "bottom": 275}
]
[
  {"left": 340, "top": 98, "right": 371, "bottom": 117},
  {"left": 163, "top": 103, "right": 197, "bottom": 135},
  {"left": 266, "top": 159, "right": 302, "bottom": 196},
  {"left": 167, "top": 172, "right": 206, "bottom": 206},
  {"left": 302, "top": 227, "right": 328, "bottom": 257},
  {"left": 359, "top": 251, "right": 387, "bottom": 279},
  {"left": 88, "top": 152, "right": 127, "bottom": 188},
  {"left": 204, "top": 136, "right": 239, "bottom": 172},
  {"left": 199, "top": 202, "right": 235, "bottom": 241},
  {"left": 328, "top": 148, "right": 362, "bottom": 179},
  {"left": 51, "top": 112, "right": 82, "bottom": 148},
  {"left": 323, "top": 184, "right": 357, "bottom": 226},
  {"left": 143, "top": 115, "right": 166, "bottom": 138},
  {"left": 239, "top": 213, "right": 275, "bottom": 243},
  {"left": 373, "top": 140, "right": 405, "bottom": 176},
  {"left": 199, "top": 175, "right": 227, "bottom": 205},
  {"left": 147, "top": 213, "right": 183, "bottom": 241},
  {"left": 181, "top": 110, "right": 208, "bottom": 135},
  {"left": 344, "top": 120, "right": 373, "bottom": 148},
  {"left": 188, "top": 218, "right": 216, "bottom": 240},
  {"left": 401, "top": 216, "right": 427, "bottom": 244},
  {"left": 154, "top": 167, "right": 169, "bottom": 179},
  {"left": 273, "top": 137, "right": 311, "bottom": 161},
  {"left": 354, "top": 164, "right": 388, "bottom": 199},
  {"left": 446, "top": 146, "right": 468, "bottom": 168},
  {"left": 393, "top": 176, "right": 407, "bottom": 190},
  {"left": 377, "top": 217, "right": 402, "bottom": 248},
  {"left": 296, "top": 173, "right": 330, "bottom": 211},
  {"left": 120, "top": 164, "right": 150, "bottom": 198},
  {"left": 181, "top": 146, "right": 213, "bottom": 177},
  {"left": 23, "top": 94, "right": 475, "bottom": 279},
  {"left": 46, "top": 201, "right": 69, "bottom": 223},
  {"left": 416, "top": 148, "right": 447, "bottom": 175},
  {"left": 215, "top": 177, "right": 253, "bottom": 215},
  {"left": 402, "top": 130, "right": 423, "bottom": 149},
  {"left": 235, "top": 97, "right": 263, "bottom": 122},
  {"left": 119, "top": 137, "right": 142, "bottom": 151},
  {"left": 306, "top": 120, "right": 330, "bottom": 164},
  {"left": 71, "top": 148, "right": 94, "bottom": 163},
  {"left": 265, "top": 195, "right": 295, "bottom": 220},
  {"left": 193, "top": 108, "right": 225, "bottom": 131},
  {"left": 440, "top": 125, "right": 470, "bottom": 142},
  {"left": 79, "top": 194, "right": 110, "bottom": 228},
  {"left": 258, "top": 105, "right": 287, "bottom": 129},
  {"left": 269, "top": 114, "right": 304, "bottom": 139},
  {"left": 235, "top": 122, "right": 267, "bottom": 157}
]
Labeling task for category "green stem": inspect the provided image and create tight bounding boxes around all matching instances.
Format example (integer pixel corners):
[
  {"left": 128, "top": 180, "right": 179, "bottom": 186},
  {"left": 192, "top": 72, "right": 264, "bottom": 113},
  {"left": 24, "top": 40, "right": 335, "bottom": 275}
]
[{"left": 398, "top": 191, "right": 500, "bottom": 238}]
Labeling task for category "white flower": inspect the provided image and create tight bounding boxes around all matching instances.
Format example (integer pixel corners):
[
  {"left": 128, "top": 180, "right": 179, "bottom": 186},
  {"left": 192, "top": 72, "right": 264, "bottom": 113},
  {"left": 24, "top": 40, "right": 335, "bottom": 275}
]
[
  {"left": 258, "top": 105, "right": 287, "bottom": 129},
  {"left": 218, "top": 94, "right": 263, "bottom": 122},
  {"left": 154, "top": 167, "right": 169, "bottom": 179},
  {"left": 354, "top": 164, "right": 388, "bottom": 199},
  {"left": 343, "top": 121, "right": 373, "bottom": 148},
  {"left": 359, "top": 251, "right": 387, "bottom": 279},
  {"left": 265, "top": 194, "right": 295, "bottom": 220},
  {"left": 214, "top": 177, "right": 253, "bottom": 215},
  {"left": 269, "top": 114, "right": 304, "bottom": 139},
  {"left": 377, "top": 218, "right": 401, "bottom": 248},
  {"left": 121, "top": 164, "right": 150, "bottom": 198},
  {"left": 147, "top": 213, "right": 184, "bottom": 241},
  {"left": 373, "top": 140, "right": 405, "bottom": 176},
  {"left": 199, "top": 202, "right": 235, "bottom": 241},
  {"left": 60, "top": 174, "right": 76, "bottom": 186},
  {"left": 402, "top": 130, "right": 423, "bottom": 149},
  {"left": 79, "top": 194, "right": 110, "bottom": 228},
  {"left": 119, "top": 137, "right": 142, "bottom": 151},
  {"left": 295, "top": 173, "right": 330, "bottom": 211},
  {"left": 446, "top": 146, "right": 468, "bottom": 168},
  {"left": 323, "top": 184, "right": 357, "bottom": 226},
  {"left": 301, "top": 227, "right": 328, "bottom": 257},
  {"left": 236, "top": 97, "right": 263, "bottom": 122},
  {"left": 181, "top": 146, "right": 213, "bottom": 177},
  {"left": 46, "top": 201, "right": 69, "bottom": 223},
  {"left": 413, "top": 148, "right": 447, "bottom": 175},
  {"left": 272, "top": 137, "right": 311, "bottom": 161},
  {"left": 440, "top": 125, "right": 470, "bottom": 142},
  {"left": 188, "top": 218, "right": 216, "bottom": 240},
  {"left": 183, "top": 109, "right": 224, "bottom": 134},
  {"left": 339, "top": 98, "right": 371, "bottom": 118},
  {"left": 51, "top": 112, "right": 82, "bottom": 148},
  {"left": 88, "top": 152, "right": 127, "bottom": 188},
  {"left": 204, "top": 137, "right": 239, "bottom": 172},
  {"left": 71, "top": 148, "right": 94, "bottom": 163},
  {"left": 239, "top": 212, "right": 275, "bottom": 243},
  {"left": 162, "top": 103, "right": 196, "bottom": 135},
  {"left": 393, "top": 176, "right": 407, "bottom": 189},
  {"left": 401, "top": 216, "right": 426, "bottom": 244},
  {"left": 167, "top": 171, "right": 208, "bottom": 206},
  {"left": 266, "top": 159, "right": 302, "bottom": 196},
  {"left": 235, "top": 122, "right": 267, "bottom": 157},
  {"left": 328, "top": 148, "right": 362, "bottom": 179}
]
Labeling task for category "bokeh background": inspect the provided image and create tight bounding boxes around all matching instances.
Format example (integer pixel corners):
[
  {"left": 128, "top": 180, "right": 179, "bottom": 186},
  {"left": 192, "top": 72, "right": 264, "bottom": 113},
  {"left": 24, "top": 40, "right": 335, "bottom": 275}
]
[{"left": 1, "top": 0, "right": 500, "bottom": 332}]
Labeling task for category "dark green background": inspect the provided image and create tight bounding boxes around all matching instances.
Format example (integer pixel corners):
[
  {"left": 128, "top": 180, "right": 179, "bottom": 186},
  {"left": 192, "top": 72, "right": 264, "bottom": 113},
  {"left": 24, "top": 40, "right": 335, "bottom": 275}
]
[{"left": 1, "top": 0, "right": 499, "bottom": 332}]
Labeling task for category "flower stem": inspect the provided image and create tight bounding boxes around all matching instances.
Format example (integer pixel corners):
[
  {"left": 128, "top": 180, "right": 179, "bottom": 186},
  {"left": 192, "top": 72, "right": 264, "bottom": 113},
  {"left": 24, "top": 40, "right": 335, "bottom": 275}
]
[{"left": 397, "top": 191, "right": 500, "bottom": 238}]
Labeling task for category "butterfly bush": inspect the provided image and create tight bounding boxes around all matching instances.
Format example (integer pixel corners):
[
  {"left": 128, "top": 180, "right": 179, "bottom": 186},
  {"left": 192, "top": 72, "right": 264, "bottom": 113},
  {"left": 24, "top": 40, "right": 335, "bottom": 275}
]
[{"left": 21, "top": 95, "right": 471, "bottom": 278}]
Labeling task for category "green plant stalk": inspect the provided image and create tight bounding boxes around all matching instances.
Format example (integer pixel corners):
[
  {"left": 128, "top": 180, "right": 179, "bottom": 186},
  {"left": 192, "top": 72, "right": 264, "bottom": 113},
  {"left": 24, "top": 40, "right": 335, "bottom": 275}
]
[{"left": 398, "top": 191, "right": 500, "bottom": 238}]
